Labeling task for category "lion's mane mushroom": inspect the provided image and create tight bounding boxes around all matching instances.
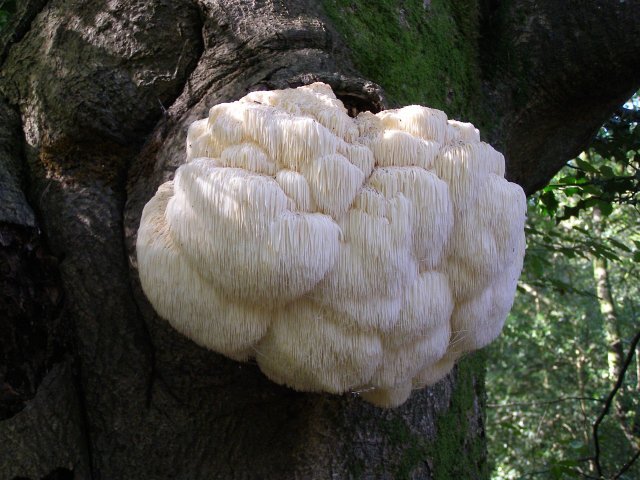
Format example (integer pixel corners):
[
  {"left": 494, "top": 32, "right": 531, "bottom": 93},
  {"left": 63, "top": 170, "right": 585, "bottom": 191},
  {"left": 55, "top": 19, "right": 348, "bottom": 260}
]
[{"left": 136, "top": 82, "right": 526, "bottom": 408}]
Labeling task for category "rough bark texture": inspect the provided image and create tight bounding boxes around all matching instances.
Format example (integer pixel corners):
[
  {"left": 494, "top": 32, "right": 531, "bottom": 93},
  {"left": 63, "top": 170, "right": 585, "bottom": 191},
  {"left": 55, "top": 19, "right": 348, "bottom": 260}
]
[
  {"left": 480, "top": 0, "right": 640, "bottom": 193},
  {"left": 1, "top": 1, "right": 639, "bottom": 479}
]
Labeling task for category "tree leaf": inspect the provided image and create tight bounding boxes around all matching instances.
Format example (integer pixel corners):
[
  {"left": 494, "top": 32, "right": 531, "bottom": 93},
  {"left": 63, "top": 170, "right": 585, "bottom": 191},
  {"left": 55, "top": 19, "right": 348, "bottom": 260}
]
[
  {"left": 607, "top": 237, "right": 631, "bottom": 252},
  {"left": 540, "top": 191, "right": 559, "bottom": 213},
  {"left": 598, "top": 165, "right": 615, "bottom": 178},
  {"left": 597, "top": 200, "right": 614, "bottom": 216},
  {"left": 575, "top": 158, "right": 598, "bottom": 173}
]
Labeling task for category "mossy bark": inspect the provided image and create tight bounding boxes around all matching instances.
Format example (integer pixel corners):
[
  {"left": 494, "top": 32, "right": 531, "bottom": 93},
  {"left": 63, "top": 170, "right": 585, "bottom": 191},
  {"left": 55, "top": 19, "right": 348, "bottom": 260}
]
[{"left": 1, "top": 1, "right": 639, "bottom": 479}]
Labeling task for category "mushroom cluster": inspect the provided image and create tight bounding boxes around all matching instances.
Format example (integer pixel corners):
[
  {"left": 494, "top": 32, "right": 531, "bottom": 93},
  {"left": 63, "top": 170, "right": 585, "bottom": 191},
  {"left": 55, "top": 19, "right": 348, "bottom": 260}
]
[{"left": 136, "top": 83, "right": 526, "bottom": 407}]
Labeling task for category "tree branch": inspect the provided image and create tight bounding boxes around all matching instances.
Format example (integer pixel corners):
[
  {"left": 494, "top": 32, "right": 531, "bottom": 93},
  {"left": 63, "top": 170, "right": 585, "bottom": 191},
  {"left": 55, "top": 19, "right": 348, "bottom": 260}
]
[
  {"left": 488, "top": 397, "right": 604, "bottom": 409},
  {"left": 592, "top": 328, "right": 640, "bottom": 477},
  {"left": 518, "top": 282, "right": 554, "bottom": 307},
  {"left": 617, "top": 107, "right": 640, "bottom": 124},
  {"left": 613, "top": 449, "right": 640, "bottom": 479}
]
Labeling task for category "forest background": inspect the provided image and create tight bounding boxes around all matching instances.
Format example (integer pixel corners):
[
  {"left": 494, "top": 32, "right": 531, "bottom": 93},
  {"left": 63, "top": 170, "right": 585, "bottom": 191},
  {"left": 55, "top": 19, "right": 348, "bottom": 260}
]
[{"left": 487, "top": 93, "right": 640, "bottom": 479}]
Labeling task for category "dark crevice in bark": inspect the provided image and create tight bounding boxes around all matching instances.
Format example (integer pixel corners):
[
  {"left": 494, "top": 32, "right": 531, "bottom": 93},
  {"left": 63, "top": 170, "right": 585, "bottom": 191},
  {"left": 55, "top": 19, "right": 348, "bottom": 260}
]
[
  {"left": 335, "top": 91, "right": 383, "bottom": 117},
  {"left": 70, "top": 353, "right": 94, "bottom": 479},
  {"left": 0, "top": 223, "right": 68, "bottom": 420},
  {"left": 42, "top": 467, "right": 74, "bottom": 480},
  {"left": 259, "top": 69, "right": 388, "bottom": 115},
  {"left": 11, "top": 467, "right": 76, "bottom": 480},
  {"left": 299, "top": 73, "right": 387, "bottom": 114},
  {"left": 0, "top": 92, "right": 78, "bottom": 465},
  {"left": 0, "top": 96, "right": 34, "bottom": 227}
]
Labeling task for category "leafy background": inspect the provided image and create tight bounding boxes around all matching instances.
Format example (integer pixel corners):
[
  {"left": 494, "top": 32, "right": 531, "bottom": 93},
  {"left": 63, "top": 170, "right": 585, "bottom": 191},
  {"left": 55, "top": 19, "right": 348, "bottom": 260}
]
[{"left": 487, "top": 93, "right": 640, "bottom": 479}]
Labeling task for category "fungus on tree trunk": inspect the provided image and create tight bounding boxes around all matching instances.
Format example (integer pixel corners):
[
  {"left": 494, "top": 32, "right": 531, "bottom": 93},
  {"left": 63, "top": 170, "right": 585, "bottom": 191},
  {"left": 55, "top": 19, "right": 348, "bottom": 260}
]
[{"left": 136, "top": 83, "right": 526, "bottom": 408}]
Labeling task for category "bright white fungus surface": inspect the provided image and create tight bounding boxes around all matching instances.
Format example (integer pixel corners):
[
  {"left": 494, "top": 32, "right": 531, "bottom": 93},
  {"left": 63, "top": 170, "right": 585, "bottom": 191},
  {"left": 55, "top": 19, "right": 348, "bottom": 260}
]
[{"left": 136, "top": 82, "right": 526, "bottom": 407}]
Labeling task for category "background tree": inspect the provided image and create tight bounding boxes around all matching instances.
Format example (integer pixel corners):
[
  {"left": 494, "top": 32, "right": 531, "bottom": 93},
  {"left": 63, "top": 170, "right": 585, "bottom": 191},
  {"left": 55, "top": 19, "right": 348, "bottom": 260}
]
[{"left": 1, "top": 1, "right": 639, "bottom": 478}]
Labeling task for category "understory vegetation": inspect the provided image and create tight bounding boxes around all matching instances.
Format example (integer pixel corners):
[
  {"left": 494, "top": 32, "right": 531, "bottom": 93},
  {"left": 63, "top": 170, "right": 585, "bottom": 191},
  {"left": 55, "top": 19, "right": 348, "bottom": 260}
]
[{"left": 488, "top": 94, "right": 640, "bottom": 479}]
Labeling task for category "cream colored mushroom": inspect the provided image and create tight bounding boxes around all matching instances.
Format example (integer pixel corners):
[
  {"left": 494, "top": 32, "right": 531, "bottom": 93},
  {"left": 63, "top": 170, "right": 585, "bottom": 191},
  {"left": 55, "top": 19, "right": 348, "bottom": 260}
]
[{"left": 136, "top": 82, "right": 526, "bottom": 408}]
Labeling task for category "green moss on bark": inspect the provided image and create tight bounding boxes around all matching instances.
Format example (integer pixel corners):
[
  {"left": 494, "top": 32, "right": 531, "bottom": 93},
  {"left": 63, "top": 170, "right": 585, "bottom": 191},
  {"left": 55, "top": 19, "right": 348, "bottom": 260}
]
[
  {"left": 381, "top": 418, "right": 430, "bottom": 479},
  {"left": 375, "top": 356, "right": 489, "bottom": 480},
  {"left": 344, "top": 354, "right": 488, "bottom": 480},
  {"left": 323, "top": 0, "right": 482, "bottom": 122},
  {"left": 431, "top": 353, "right": 489, "bottom": 480}
]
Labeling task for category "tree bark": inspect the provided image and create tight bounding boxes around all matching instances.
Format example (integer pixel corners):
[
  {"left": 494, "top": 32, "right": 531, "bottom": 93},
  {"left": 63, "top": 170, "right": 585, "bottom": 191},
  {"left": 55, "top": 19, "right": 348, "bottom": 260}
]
[{"left": 1, "top": 1, "right": 640, "bottom": 479}]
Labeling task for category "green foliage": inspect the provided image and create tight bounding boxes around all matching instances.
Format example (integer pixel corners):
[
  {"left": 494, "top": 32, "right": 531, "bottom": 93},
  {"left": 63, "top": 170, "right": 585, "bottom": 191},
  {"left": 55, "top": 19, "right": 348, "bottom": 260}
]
[
  {"left": 322, "top": 0, "right": 483, "bottom": 123},
  {"left": 488, "top": 94, "right": 640, "bottom": 479},
  {"left": 537, "top": 98, "right": 640, "bottom": 221},
  {"left": 489, "top": 209, "right": 640, "bottom": 479}
]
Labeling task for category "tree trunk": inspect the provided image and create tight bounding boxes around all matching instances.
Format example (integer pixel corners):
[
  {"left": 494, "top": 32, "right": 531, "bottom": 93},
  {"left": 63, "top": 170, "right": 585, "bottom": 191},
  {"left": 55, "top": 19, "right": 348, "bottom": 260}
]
[
  {"left": 592, "top": 208, "right": 625, "bottom": 383},
  {"left": 591, "top": 206, "right": 637, "bottom": 447},
  {"left": 637, "top": 343, "right": 640, "bottom": 392},
  {"left": 1, "top": 1, "right": 639, "bottom": 478}
]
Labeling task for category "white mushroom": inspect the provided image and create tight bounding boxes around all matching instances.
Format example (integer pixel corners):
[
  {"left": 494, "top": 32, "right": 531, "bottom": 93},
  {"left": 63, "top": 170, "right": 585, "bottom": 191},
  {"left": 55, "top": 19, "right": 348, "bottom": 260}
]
[{"left": 136, "top": 82, "right": 526, "bottom": 408}]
